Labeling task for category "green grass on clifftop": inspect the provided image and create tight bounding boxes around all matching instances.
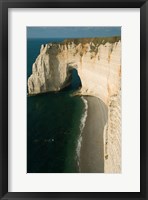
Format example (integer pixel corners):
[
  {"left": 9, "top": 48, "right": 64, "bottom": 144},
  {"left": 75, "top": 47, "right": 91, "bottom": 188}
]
[{"left": 62, "top": 36, "right": 121, "bottom": 46}]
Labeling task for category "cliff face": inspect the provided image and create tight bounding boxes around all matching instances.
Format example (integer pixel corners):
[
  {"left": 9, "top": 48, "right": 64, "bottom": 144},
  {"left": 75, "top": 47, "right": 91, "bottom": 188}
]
[
  {"left": 28, "top": 37, "right": 121, "bottom": 173},
  {"left": 28, "top": 38, "right": 121, "bottom": 104},
  {"left": 104, "top": 91, "right": 121, "bottom": 173}
]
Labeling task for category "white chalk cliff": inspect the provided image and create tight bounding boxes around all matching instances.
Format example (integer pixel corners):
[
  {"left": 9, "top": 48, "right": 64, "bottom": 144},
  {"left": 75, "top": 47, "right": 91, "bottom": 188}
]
[{"left": 28, "top": 37, "right": 121, "bottom": 173}]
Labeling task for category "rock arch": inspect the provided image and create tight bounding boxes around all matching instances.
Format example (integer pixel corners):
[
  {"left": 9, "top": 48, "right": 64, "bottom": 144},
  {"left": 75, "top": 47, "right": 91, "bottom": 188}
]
[{"left": 28, "top": 41, "right": 121, "bottom": 105}]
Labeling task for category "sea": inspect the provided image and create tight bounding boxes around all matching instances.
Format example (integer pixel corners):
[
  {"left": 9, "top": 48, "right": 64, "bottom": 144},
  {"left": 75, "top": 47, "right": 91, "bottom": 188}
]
[{"left": 27, "top": 38, "right": 87, "bottom": 173}]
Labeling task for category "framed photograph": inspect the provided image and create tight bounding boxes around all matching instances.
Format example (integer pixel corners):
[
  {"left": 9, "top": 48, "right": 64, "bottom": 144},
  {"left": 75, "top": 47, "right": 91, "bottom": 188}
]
[{"left": 0, "top": 0, "right": 147, "bottom": 199}]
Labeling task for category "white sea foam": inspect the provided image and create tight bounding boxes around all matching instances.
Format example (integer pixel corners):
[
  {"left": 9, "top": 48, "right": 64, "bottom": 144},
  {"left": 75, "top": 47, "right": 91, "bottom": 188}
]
[
  {"left": 79, "top": 97, "right": 88, "bottom": 132},
  {"left": 76, "top": 96, "right": 88, "bottom": 170}
]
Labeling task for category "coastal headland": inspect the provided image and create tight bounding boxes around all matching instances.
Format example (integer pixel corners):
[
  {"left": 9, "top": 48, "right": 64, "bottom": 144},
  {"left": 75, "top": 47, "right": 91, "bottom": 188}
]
[{"left": 28, "top": 37, "right": 121, "bottom": 173}]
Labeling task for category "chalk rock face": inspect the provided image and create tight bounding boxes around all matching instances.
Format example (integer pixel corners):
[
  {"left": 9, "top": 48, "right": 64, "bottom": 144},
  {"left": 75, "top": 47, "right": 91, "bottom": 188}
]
[
  {"left": 28, "top": 43, "right": 68, "bottom": 93},
  {"left": 104, "top": 90, "right": 121, "bottom": 173},
  {"left": 28, "top": 40, "right": 121, "bottom": 104}
]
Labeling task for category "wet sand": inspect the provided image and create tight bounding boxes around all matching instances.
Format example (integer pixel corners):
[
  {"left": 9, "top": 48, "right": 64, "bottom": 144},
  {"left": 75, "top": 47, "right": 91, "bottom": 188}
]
[{"left": 80, "top": 96, "right": 108, "bottom": 173}]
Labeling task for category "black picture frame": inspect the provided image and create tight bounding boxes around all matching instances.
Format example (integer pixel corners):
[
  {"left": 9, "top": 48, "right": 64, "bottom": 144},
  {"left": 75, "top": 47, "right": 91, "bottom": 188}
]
[{"left": 0, "top": 0, "right": 147, "bottom": 199}]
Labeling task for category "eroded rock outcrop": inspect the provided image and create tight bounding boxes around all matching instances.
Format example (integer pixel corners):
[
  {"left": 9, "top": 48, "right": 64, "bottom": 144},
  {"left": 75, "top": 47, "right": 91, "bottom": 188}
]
[
  {"left": 28, "top": 37, "right": 121, "bottom": 173},
  {"left": 28, "top": 38, "right": 121, "bottom": 104}
]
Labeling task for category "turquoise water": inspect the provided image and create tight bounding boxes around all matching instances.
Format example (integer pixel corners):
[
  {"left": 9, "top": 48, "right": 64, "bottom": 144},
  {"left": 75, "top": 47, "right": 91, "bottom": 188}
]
[{"left": 27, "top": 38, "right": 85, "bottom": 173}]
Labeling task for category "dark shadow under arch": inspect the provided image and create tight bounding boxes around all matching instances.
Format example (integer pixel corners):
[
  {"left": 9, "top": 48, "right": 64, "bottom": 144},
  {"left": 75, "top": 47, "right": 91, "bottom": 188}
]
[
  {"left": 69, "top": 68, "right": 82, "bottom": 90},
  {"left": 63, "top": 68, "right": 82, "bottom": 91}
]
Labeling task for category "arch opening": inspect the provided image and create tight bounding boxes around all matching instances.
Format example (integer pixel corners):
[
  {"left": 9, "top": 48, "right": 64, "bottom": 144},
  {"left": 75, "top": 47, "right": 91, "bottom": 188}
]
[
  {"left": 63, "top": 66, "right": 82, "bottom": 92},
  {"left": 69, "top": 68, "right": 82, "bottom": 90}
]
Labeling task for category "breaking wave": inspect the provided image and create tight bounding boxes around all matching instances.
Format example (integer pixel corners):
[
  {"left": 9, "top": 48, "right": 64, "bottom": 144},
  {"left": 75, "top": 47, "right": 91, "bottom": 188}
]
[{"left": 76, "top": 96, "right": 88, "bottom": 170}]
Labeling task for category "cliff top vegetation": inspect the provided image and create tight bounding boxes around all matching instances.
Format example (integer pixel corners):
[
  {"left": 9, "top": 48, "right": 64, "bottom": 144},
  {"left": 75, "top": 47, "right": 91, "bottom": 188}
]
[{"left": 62, "top": 36, "right": 121, "bottom": 46}]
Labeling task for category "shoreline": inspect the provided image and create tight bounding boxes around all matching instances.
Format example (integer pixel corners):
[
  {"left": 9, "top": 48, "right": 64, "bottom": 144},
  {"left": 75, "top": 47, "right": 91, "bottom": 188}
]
[{"left": 79, "top": 96, "right": 108, "bottom": 173}]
